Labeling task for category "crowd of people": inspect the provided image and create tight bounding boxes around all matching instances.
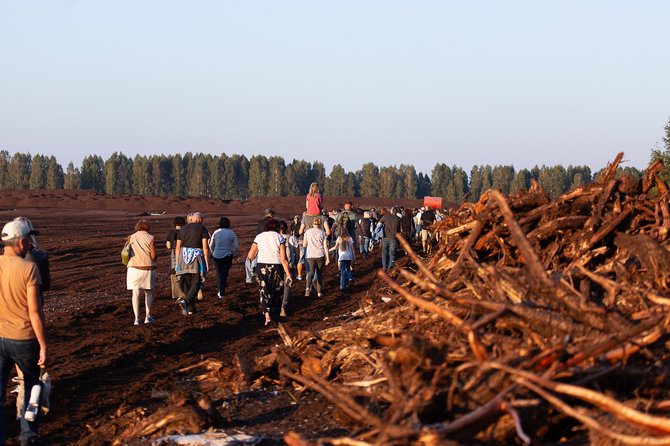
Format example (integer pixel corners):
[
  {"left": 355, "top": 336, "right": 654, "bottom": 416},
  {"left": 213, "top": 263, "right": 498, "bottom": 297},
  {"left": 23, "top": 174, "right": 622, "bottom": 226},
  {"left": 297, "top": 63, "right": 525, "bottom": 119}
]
[
  {"left": 0, "top": 183, "right": 445, "bottom": 445},
  {"left": 123, "top": 182, "right": 446, "bottom": 327}
]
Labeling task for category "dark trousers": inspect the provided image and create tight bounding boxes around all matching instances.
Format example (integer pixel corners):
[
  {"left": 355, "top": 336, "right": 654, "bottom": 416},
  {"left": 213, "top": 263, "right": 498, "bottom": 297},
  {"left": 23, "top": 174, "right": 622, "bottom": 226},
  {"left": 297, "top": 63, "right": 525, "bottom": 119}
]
[
  {"left": 0, "top": 337, "right": 41, "bottom": 443},
  {"left": 306, "top": 257, "right": 325, "bottom": 293},
  {"left": 381, "top": 237, "right": 397, "bottom": 270},
  {"left": 213, "top": 255, "right": 233, "bottom": 296},
  {"left": 180, "top": 273, "right": 201, "bottom": 312}
]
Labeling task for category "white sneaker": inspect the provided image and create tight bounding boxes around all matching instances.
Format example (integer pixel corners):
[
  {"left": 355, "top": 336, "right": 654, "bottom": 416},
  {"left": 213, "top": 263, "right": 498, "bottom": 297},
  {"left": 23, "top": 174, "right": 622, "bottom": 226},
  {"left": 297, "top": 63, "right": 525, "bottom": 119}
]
[
  {"left": 134, "top": 318, "right": 142, "bottom": 326},
  {"left": 144, "top": 316, "right": 155, "bottom": 324},
  {"left": 296, "top": 275, "right": 303, "bottom": 280}
]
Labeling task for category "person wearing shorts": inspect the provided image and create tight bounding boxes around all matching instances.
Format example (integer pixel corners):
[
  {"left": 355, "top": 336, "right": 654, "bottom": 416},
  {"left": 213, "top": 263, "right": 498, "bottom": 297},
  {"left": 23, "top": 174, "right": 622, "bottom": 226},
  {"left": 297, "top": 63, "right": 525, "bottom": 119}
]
[{"left": 420, "top": 208, "right": 436, "bottom": 253}]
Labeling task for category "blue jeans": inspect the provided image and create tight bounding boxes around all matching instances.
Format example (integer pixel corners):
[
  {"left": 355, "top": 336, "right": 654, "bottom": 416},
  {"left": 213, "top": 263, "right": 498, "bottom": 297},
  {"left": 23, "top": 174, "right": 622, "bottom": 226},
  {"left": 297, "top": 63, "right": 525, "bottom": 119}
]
[
  {"left": 245, "top": 256, "right": 257, "bottom": 283},
  {"left": 381, "top": 237, "right": 397, "bottom": 270},
  {"left": 0, "top": 337, "right": 41, "bottom": 443},
  {"left": 359, "top": 236, "right": 370, "bottom": 258},
  {"left": 339, "top": 260, "right": 352, "bottom": 289}
]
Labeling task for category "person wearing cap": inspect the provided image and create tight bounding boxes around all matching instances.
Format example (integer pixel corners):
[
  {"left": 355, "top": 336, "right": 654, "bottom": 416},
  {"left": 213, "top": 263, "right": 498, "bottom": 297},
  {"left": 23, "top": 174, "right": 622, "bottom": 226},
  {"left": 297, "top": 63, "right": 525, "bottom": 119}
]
[
  {"left": 256, "top": 208, "right": 275, "bottom": 235},
  {"left": 0, "top": 220, "right": 48, "bottom": 445}
]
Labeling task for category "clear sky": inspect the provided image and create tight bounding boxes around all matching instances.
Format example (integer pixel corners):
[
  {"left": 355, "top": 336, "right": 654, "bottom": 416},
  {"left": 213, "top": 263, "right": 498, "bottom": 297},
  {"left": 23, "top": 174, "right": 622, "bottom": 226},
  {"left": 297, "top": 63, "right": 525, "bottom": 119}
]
[{"left": 1, "top": 1, "right": 668, "bottom": 176}]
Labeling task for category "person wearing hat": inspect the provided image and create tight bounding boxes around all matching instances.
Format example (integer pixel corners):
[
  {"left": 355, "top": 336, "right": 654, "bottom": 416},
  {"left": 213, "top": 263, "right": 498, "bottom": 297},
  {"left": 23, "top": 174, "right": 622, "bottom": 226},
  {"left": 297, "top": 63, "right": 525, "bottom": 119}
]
[
  {"left": 256, "top": 208, "right": 275, "bottom": 235},
  {"left": 0, "top": 220, "right": 48, "bottom": 445}
]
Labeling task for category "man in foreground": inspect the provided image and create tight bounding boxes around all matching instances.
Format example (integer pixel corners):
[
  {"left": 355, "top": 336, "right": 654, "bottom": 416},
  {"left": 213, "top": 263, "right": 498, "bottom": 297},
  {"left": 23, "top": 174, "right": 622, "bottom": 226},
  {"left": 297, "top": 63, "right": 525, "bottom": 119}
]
[{"left": 0, "top": 220, "right": 48, "bottom": 446}]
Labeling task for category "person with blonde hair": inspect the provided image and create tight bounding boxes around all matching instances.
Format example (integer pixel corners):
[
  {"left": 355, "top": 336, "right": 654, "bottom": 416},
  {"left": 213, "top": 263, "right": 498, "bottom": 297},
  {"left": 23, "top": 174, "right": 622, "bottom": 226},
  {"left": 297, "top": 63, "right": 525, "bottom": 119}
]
[
  {"left": 329, "top": 222, "right": 356, "bottom": 290},
  {"left": 126, "top": 219, "right": 157, "bottom": 325},
  {"left": 306, "top": 182, "right": 323, "bottom": 215}
]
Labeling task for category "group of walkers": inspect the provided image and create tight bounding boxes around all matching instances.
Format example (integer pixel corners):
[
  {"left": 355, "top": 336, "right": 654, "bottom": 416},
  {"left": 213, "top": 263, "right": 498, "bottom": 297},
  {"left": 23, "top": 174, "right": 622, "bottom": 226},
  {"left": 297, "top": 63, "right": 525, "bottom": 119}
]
[
  {"left": 126, "top": 184, "right": 444, "bottom": 329},
  {"left": 124, "top": 181, "right": 446, "bottom": 328}
]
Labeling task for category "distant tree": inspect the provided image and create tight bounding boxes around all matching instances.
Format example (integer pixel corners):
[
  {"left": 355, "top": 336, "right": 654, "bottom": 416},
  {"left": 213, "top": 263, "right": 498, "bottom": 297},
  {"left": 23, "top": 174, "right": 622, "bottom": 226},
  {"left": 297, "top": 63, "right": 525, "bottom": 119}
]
[
  {"left": 80, "top": 155, "right": 104, "bottom": 191},
  {"left": 268, "top": 156, "right": 285, "bottom": 197},
  {"left": 248, "top": 155, "right": 269, "bottom": 197},
  {"left": 359, "top": 162, "right": 379, "bottom": 197},
  {"left": 131, "top": 155, "right": 152, "bottom": 195},
  {"left": 452, "top": 167, "right": 469, "bottom": 204},
  {"left": 45, "top": 156, "right": 64, "bottom": 189},
  {"left": 64, "top": 162, "right": 81, "bottom": 189},
  {"left": 208, "top": 155, "right": 226, "bottom": 198},
  {"left": 567, "top": 165, "right": 592, "bottom": 190},
  {"left": 430, "top": 163, "right": 449, "bottom": 199},
  {"left": 290, "top": 160, "right": 313, "bottom": 194},
  {"left": 104, "top": 152, "right": 133, "bottom": 195},
  {"left": 650, "top": 117, "right": 670, "bottom": 184},
  {"left": 344, "top": 172, "right": 357, "bottom": 197},
  {"left": 223, "top": 154, "right": 249, "bottom": 199},
  {"left": 312, "top": 161, "right": 327, "bottom": 190},
  {"left": 283, "top": 164, "right": 300, "bottom": 196},
  {"left": 491, "top": 165, "right": 514, "bottom": 195},
  {"left": 469, "top": 166, "right": 483, "bottom": 202},
  {"left": 510, "top": 169, "right": 531, "bottom": 195},
  {"left": 417, "top": 172, "right": 432, "bottom": 198},
  {"left": 171, "top": 154, "right": 186, "bottom": 196},
  {"left": 379, "top": 166, "right": 399, "bottom": 198},
  {"left": 326, "top": 164, "right": 346, "bottom": 196},
  {"left": 481, "top": 165, "right": 493, "bottom": 195},
  {"left": 538, "top": 165, "right": 568, "bottom": 199},
  {"left": 400, "top": 164, "right": 418, "bottom": 199},
  {"left": 8, "top": 152, "right": 32, "bottom": 190},
  {"left": 149, "top": 155, "right": 170, "bottom": 196},
  {"left": 29, "top": 154, "right": 46, "bottom": 190},
  {"left": 187, "top": 153, "right": 210, "bottom": 197},
  {"left": 0, "top": 151, "right": 10, "bottom": 189}
]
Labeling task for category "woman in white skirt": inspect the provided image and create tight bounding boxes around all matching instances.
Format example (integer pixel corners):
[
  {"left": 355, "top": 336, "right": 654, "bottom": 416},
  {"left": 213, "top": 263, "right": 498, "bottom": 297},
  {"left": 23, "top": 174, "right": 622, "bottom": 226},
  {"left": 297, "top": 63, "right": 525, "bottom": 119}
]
[{"left": 126, "top": 219, "right": 157, "bottom": 325}]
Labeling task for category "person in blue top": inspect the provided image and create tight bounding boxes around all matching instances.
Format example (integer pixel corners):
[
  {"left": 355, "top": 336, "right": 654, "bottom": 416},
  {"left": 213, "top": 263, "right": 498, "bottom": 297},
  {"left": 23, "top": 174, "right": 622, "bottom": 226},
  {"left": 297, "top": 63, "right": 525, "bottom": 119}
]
[{"left": 208, "top": 217, "right": 238, "bottom": 299}]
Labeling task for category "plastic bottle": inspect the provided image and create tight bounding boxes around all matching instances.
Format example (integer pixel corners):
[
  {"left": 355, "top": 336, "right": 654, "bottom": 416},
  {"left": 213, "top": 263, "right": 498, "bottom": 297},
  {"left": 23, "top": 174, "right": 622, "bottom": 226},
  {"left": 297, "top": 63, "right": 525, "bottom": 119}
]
[{"left": 24, "top": 384, "right": 41, "bottom": 421}]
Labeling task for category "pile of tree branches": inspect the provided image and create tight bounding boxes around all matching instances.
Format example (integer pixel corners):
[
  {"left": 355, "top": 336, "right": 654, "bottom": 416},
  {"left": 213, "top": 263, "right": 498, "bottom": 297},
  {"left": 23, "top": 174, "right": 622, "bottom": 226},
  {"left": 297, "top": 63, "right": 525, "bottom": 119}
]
[{"left": 275, "top": 152, "right": 670, "bottom": 445}]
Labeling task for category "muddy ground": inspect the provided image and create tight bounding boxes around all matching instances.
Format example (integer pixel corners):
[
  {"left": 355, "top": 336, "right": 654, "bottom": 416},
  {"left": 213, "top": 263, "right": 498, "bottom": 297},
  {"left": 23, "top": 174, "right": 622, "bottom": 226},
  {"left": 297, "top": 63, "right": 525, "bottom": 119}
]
[{"left": 0, "top": 190, "right": 424, "bottom": 445}]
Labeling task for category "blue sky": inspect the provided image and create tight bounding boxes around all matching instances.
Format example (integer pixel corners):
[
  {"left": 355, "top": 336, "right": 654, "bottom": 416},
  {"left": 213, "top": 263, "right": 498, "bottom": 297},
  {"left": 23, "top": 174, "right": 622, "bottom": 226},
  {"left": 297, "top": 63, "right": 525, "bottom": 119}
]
[{"left": 1, "top": 1, "right": 668, "bottom": 176}]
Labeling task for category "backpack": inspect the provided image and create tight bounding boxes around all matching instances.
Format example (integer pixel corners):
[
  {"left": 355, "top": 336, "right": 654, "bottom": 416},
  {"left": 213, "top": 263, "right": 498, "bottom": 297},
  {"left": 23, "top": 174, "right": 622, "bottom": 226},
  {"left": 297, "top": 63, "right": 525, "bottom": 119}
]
[{"left": 338, "top": 211, "right": 356, "bottom": 235}]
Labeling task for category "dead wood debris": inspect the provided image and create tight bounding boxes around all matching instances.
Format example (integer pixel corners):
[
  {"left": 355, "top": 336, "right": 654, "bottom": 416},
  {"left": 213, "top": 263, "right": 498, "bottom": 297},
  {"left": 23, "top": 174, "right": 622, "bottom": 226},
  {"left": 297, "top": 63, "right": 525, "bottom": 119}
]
[
  {"left": 275, "top": 153, "right": 670, "bottom": 445},
  {"left": 83, "top": 153, "right": 670, "bottom": 445}
]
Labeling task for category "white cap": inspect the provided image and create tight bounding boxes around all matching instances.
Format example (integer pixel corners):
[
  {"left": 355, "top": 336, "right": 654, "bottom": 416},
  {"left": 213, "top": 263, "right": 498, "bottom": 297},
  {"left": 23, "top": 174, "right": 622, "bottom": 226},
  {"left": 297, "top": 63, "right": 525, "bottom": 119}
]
[{"left": 1, "top": 221, "right": 38, "bottom": 242}]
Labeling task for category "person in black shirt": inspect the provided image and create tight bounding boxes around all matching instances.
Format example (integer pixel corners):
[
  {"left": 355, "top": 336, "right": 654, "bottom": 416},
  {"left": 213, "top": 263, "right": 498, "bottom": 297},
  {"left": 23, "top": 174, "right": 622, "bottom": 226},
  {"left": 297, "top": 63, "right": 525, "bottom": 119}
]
[
  {"left": 400, "top": 208, "right": 415, "bottom": 242},
  {"left": 357, "top": 211, "right": 373, "bottom": 259},
  {"left": 378, "top": 208, "right": 401, "bottom": 270},
  {"left": 175, "top": 212, "right": 209, "bottom": 315}
]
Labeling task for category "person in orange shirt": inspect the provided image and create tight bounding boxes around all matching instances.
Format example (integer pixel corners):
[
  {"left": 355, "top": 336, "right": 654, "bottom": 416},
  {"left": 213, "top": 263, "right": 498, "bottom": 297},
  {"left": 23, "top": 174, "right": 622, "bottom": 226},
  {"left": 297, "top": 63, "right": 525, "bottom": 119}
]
[{"left": 0, "top": 220, "right": 48, "bottom": 446}]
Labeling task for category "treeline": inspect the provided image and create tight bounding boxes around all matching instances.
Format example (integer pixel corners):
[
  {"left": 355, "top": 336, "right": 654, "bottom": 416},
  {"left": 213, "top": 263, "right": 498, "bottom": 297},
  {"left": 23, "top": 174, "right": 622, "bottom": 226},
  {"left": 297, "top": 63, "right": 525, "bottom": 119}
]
[{"left": 0, "top": 151, "right": 643, "bottom": 204}]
